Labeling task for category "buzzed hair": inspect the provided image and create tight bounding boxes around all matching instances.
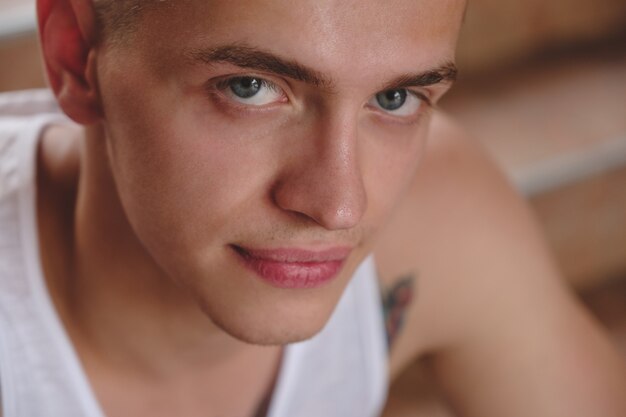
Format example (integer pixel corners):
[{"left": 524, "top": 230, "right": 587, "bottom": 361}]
[{"left": 93, "top": 0, "right": 159, "bottom": 44}]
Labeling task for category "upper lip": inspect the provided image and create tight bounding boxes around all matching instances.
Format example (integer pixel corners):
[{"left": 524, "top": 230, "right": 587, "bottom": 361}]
[{"left": 232, "top": 245, "right": 353, "bottom": 263}]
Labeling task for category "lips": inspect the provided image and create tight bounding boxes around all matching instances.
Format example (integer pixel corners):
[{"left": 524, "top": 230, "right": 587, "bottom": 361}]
[{"left": 231, "top": 245, "right": 351, "bottom": 289}]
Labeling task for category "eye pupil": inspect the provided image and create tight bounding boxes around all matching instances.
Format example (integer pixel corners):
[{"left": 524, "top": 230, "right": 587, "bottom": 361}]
[
  {"left": 376, "top": 89, "right": 407, "bottom": 111},
  {"left": 230, "top": 77, "right": 261, "bottom": 98}
]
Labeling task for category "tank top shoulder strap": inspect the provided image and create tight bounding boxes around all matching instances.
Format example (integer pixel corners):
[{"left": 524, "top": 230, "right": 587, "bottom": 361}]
[{"left": 0, "top": 93, "right": 106, "bottom": 417}]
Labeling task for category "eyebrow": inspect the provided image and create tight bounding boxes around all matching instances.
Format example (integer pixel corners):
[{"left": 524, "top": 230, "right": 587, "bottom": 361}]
[
  {"left": 188, "top": 44, "right": 332, "bottom": 88},
  {"left": 381, "top": 64, "right": 458, "bottom": 92},
  {"left": 187, "top": 43, "right": 457, "bottom": 91}
]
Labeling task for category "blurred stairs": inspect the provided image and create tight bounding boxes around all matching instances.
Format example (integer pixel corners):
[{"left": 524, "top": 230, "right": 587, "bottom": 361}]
[{"left": 442, "top": 43, "right": 626, "bottom": 291}]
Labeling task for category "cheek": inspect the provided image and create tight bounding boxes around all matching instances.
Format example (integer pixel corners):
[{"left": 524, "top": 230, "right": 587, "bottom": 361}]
[
  {"left": 361, "top": 117, "right": 430, "bottom": 221},
  {"left": 99, "top": 73, "right": 283, "bottom": 255}
]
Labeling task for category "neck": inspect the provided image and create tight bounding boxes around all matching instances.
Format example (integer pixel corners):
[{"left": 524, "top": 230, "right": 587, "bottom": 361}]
[{"left": 41, "top": 123, "right": 268, "bottom": 379}]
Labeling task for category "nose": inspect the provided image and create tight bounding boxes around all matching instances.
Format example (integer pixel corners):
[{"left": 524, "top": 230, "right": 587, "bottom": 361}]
[{"left": 272, "top": 115, "right": 367, "bottom": 231}]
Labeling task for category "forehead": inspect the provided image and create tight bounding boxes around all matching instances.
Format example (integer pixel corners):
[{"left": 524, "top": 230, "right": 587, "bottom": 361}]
[{"left": 122, "top": 0, "right": 465, "bottom": 82}]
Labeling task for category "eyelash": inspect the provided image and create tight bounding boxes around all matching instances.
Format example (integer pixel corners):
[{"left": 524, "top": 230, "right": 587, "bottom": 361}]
[
  {"left": 205, "top": 75, "right": 287, "bottom": 113},
  {"left": 207, "top": 74, "right": 432, "bottom": 120},
  {"left": 214, "top": 77, "right": 282, "bottom": 94}
]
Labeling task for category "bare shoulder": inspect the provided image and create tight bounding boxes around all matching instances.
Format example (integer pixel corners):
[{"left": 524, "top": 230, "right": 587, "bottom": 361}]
[
  {"left": 374, "top": 112, "right": 626, "bottom": 416},
  {"left": 374, "top": 110, "right": 545, "bottom": 365},
  {"left": 38, "top": 123, "right": 81, "bottom": 194}
]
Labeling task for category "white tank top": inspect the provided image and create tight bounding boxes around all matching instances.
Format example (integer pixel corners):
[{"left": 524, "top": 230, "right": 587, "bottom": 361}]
[{"left": 0, "top": 89, "right": 389, "bottom": 417}]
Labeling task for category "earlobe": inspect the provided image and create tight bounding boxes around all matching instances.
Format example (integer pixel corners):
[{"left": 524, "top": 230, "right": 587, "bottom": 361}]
[{"left": 37, "top": 0, "right": 102, "bottom": 124}]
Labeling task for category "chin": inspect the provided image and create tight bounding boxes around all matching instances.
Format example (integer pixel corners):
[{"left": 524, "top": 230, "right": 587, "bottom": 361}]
[
  {"left": 192, "top": 282, "right": 342, "bottom": 346},
  {"left": 167, "top": 244, "right": 359, "bottom": 346},
  {"left": 203, "top": 300, "right": 330, "bottom": 346},
  {"left": 210, "top": 314, "right": 324, "bottom": 346}
]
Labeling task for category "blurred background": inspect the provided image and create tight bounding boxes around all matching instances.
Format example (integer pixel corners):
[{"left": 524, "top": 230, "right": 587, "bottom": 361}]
[{"left": 1, "top": 0, "right": 625, "bottom": 415}]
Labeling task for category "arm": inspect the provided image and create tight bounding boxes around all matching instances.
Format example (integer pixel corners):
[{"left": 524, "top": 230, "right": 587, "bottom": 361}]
[{"left": 376, "top": 114, "right": 626, "bottom": 417}]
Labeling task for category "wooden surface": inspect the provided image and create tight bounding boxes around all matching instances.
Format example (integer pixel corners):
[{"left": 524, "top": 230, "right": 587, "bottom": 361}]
[
  {"left": 457, "top": 0, "right": 626, "bottom": 74},
  {"left": 532, "top": 166, "right": 626, "bottom": 290},
  {"left": 442, "top": 45, "right": 626, "bottom": 290}
]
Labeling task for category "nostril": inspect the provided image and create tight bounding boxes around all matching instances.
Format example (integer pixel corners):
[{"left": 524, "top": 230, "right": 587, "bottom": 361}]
[{"left": 272, "top": 172, "right": 367, "bottom": 231}]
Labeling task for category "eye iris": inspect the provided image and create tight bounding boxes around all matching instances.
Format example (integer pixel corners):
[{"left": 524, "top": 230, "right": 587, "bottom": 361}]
[
  {"left": 230, "top": 77, "right": 261, "bottom": 98},
  {"left": 376, "top": 89, "right": 407, "bottom": 111}
]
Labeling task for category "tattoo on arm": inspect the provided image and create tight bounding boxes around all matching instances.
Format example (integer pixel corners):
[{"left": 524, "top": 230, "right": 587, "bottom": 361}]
[{"left": 382, "top": 273, "right": 416, "bottom": 350}]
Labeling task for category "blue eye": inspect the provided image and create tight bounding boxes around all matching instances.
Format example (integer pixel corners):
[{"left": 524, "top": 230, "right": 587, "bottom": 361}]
[
  {"left": 229, "top": 77, "right": 262, "bottom": 99},
  {"left": 219, "top": 76, "right": 285, "bottom": 106},
  {"left": 375, "top": 89, "right": 407, "bottom": 111},
  {"left": 368, "top": 88, "right": 423, "bottom": 117}
]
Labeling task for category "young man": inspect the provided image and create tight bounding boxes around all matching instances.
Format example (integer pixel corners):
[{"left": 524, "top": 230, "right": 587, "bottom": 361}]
[{"left": 0, "top": 0, "right": 625, "bottom": 416}]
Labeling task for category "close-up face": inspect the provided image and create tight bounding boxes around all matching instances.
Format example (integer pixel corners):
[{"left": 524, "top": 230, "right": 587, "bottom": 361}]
[{"left": 94, "top": 0, "right": 465, "bottom": 345}]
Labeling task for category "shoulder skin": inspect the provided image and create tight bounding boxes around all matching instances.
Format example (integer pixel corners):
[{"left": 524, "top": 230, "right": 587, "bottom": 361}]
[{"left": 374, "top": 111, "right": 626, "bottom": 417}]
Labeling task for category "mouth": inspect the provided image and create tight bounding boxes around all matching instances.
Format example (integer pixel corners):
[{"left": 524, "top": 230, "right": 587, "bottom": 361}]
[{"left": 230, "top": 245, "right": 352, "bottom": 289}]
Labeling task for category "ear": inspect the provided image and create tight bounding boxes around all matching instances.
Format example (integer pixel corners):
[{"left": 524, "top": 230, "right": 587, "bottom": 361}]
[{"left": 37, "top": 0, "right": 102, "bottom": 124}]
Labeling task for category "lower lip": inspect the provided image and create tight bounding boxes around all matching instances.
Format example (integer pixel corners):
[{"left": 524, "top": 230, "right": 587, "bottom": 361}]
[{"left": 233, "top": 248, "right": 345, "bottom": 289}]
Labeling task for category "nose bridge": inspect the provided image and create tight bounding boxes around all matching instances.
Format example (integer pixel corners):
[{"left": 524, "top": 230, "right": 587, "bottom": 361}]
[{"left": 273, "top": 109, "right": 367, "bottom": 230}]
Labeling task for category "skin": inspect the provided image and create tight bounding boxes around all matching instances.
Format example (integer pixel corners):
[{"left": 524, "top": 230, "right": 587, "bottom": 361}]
[
  {"left": 376, "top": 117, "right": 626, "bottom": 416},
  {"left": 52, "top": 0, "right": 458, "bottom": 346},
  {"left": 30, "top": 0, "right": 626, "bottom": 416}
]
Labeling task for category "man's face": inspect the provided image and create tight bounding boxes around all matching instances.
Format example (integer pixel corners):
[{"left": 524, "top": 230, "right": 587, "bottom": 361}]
[{"left": 95, "top": 0, "right": 464, "bottom": 344}]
